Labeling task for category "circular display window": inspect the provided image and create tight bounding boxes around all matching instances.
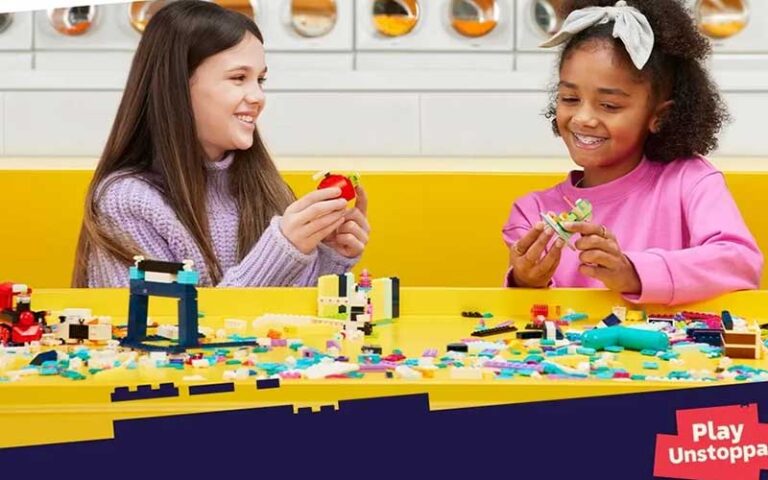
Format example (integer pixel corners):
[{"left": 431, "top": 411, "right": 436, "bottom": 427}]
[
  {"left": 129, "top": 1, "right": 170, "bottom": 34},
  {"left": 450, "top": 0, "right": 499, "bottom": 38},
  {"left": 696, "top": 0, "right": 749, "bottom": 39},
  {"left": 372, "top": 0, "right": 420, "bottom": 37},
  {"left": 531, "top": 0, "right": 564, "bottom": 37},
  {"left": 291, "top": 0, "right": 337, "bottom": 37},
  {"left": 213, "top": 0, "right": 258, "bottom": 21},
  {"left": 0, "top": 13, "right": 13, "bottom": 35},
  {"left": 48, "top": 6, "right": 97, "bottom": 36}
]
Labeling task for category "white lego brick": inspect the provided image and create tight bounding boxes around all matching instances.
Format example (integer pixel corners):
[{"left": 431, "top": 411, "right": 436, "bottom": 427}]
[
  {"left": 303, "top": 360, "right": 359, "bottom": 379},
  {"left": 395, "top": 365, "right": 422, "bottom": 379},
  {"left": 157, "top": 325, "right": 179, "bottom": 340},
  {"left": 144, "top": 272, "right": 176, "bottom": 283},
  {"left": 449, "top": 367, "right": 484, "bottom": 380},
  {"left": 59, "top": 308, "right": 93, "bottom": 319},
  {"left": 224, "top": 318, "right": 247, "bottom": 332},
  {"left": 88, "top": 323, "right": 112, "bottom": 341}
]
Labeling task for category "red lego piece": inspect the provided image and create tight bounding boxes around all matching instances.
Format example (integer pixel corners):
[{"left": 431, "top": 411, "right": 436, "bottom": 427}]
[{"left": 530, "top": 304, "right": 548, "bottom": 320}]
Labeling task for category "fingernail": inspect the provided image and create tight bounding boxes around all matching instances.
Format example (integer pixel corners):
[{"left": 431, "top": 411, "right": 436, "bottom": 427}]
[
  {"left": 563, "top": 222, "right": 573, "bottom": 229},
  {"left": 555, "top": 239, "right": 564, "bottom": 248},
  {"left": 544, "top": 227, "right": 553, "bottom": 235}
]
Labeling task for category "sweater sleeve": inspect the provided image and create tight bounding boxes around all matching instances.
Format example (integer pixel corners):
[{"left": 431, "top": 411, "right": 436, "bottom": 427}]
[
  {"left": 87, "top": 178, "right": 178, "bottom": 288},
  {"left": 217, "top": 216, "right": 320, "bottom": 287},
  {"left": 219, "top": 218, "right": 359, "bottom": 287},
  {"left": 623, "top": 172, "right": 763, "bottom": 305},
  {"left": 501, "top": 196, "right": 554, "bottom": 287}
]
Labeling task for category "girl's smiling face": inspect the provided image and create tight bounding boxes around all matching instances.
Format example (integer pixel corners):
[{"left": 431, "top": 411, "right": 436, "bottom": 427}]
[
  {"left": 556, "top": 39, "right": 670, "bottom": 186},
  {"left": 189, "top": 32, "right": 267, "bottom": 161}
]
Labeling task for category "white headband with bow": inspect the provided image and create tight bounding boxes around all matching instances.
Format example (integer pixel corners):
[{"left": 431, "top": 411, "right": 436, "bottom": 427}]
[{"left": 539, "top": 0, "right": 655, "bottom": 70}]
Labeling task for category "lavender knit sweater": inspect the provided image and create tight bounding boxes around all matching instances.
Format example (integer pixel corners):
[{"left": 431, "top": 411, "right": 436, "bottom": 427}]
[{"left": 86, "top": 153, "right": 358, "bottom": 287}]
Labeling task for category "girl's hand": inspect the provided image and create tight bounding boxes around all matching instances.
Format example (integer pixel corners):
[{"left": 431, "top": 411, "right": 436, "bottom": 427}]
[
  {"left": 323, "top": 186, "right": 370, "bottom": 258},
  {"left": 509, "top": 222, "right": 565, "bottom": 288},
  {"left": 564, "top": 222, "right": 641, "bottom": 294},
  {"left": 280, "top": 188, "right": 347, "bottom": 255}
]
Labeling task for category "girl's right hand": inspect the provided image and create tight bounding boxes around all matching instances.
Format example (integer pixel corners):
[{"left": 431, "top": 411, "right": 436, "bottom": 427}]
[
  {"left": 280, "top": 188, "right": 348, "bottom": 255},
  {"left": 509, "top": 222, "right": 565, "bottom": 288}
]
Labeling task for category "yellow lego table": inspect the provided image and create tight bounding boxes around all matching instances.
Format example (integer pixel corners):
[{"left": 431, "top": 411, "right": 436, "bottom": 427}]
[{"left": 1, "top": 287, "right": 766, "bottom": 449}]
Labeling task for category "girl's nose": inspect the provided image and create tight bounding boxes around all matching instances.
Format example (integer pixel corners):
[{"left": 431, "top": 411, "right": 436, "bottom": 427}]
[{"left": 572, "top": 107, "right": 599, "bottom": 129}]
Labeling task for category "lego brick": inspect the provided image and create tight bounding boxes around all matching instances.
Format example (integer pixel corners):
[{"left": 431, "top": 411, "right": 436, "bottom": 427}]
[
  {"left": 391, "top": 277, "right": 400, "bottom": 318},
  {"left": 111, "top": 382, "right": 179, "bottom": 402},
  {"left": 189, "top": 382, "right": 236, "bottom": 396},
  {"left": 137, "top": 259, "right": 185, "bottom": 274},
  {"left": 516, "top": 330, "right": 543, "bottom": 339},
  {"left": 471, "top": 324, "right": 517, "bottom": 337},
  {"left": 362, "top": 345, "right": 382, "bottom": 354},
  {"left": 447, "top": 342, "right": 468, "bottom": 353},
  {"left": 29, "top": 350, "right": 57, "bottom": 366}
]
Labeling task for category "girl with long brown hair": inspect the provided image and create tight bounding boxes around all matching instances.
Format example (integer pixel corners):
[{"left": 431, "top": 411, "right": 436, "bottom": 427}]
[{"left": 72, "top": 0, "right": 369, "bottom": 287}]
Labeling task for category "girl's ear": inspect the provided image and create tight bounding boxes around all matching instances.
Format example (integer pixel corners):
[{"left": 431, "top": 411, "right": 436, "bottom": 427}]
[{"left": 650, "top": 100, "right": 674, "bottom": 134}]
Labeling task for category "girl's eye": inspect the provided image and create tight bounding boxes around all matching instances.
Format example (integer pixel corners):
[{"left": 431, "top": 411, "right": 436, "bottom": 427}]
[
  {"left": 231, "top": 75, "right": 246, "bottom": 82},
  {"left": 559, "top": 96, "right": 578, "bottom": 104},
  {"left": 258, "top": 77, "right": 267, "bottom": 85},
  {"left": 602, "top": 104, "right": 621, "bottom": 112}
]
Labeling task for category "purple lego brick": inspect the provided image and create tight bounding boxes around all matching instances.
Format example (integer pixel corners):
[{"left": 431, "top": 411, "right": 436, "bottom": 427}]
[
  {"left": 422, "top": 348, "right": 438, "bottom": 357},
  {"left": 326, "top": 340, "right": 341, "bottom": 350},
  {"left": 359, "top": 363, "right": 394, "bottom": 372},
  {"left": 271, "top": 339, "right": 288, "bottom": 347}
]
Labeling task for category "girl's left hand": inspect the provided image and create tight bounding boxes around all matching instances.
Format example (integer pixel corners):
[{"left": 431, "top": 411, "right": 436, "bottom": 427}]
[
  {"left": 323, "top": 186, "right": 370, "bottom": 258},
  {"left": 563, "top": 222, "right": 641, "bottom": 295}
]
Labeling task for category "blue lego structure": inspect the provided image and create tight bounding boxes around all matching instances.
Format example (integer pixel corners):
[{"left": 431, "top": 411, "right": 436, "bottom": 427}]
[{"left": 122, "top": 256, "right": 256, "bottom": 352}]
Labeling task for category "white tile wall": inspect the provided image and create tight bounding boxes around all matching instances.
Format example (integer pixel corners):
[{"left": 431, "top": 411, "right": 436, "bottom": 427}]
[
  {"left": 4, "top": 91, "right": 122, "bottom": 156},
  {"left": 259, "top": 93, "right": 420, "bottom": 156},
  {"left": 515, "top": 52, "right": 558, "bottom": 73},
  {"left": 356, "top": 52, "right": 514, "bottom": 71},
  {"left": 0, "top": 11, "right": 33, "bottom": 50},
  {"left": 266, "top": 52, "right": 353, "bottom": 71},
  {"left": 717, "top": 93, "right": 768, "bottom": 156},
  {"left": 420, "top": 92, "right": 566, "bottom": 156},
  {"left": 0, "top": 53, "right": 32, "bottom": 70},
  {"left": 709, "top": 54, "right": 768, "bottom": 73},
  {"left": 34, "top": 51, "right": 135, "bottom": 71}
]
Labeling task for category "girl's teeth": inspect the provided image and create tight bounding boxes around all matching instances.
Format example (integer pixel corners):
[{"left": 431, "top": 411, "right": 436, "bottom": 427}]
[
  {"left": 236, "top": 115, "right": 254, "bottom": 124},
  {"left": 575, "top": 133, "right": 604, "bottom": 145}
]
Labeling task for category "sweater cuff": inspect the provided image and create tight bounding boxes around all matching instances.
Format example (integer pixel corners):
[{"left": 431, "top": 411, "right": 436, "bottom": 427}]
[
  {"left": 622, "top": 251, "right": 674, "bottom": 305},
  {"left": 222, "top": 216, "right": 316, "bottom": 286},
  {"left": 317, "top": 242, "right": 359, "bottom": 275}
]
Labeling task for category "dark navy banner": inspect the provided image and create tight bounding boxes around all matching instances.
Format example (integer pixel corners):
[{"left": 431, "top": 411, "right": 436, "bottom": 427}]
[{"left": 4, "top": 383, "right": 768, "bottom": 480}]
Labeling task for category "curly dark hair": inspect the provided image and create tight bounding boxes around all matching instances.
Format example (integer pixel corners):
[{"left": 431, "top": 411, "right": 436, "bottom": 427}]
[{"left": 544, "top": 0, "right": 729, "bottom": 163}]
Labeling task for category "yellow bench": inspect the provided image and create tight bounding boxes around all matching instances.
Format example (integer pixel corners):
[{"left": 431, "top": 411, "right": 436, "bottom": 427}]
[{"left": 2, "top": 169, "right": 768, "bottom": 288}]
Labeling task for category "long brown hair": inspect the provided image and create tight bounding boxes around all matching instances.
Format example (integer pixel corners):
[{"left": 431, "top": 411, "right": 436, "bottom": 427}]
[{"left": 72, "top": 0, "right": 294, "bottom": 287}]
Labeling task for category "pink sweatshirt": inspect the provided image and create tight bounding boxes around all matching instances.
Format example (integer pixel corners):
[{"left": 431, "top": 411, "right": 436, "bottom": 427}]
[{"left": 502, "top": 156, "right": 763, "bottom": 305}]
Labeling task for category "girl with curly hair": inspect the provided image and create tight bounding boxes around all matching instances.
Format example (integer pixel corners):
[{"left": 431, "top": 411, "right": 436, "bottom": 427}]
[{"left": 502, "top": 0, "right": 762, "bottom": 305}]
